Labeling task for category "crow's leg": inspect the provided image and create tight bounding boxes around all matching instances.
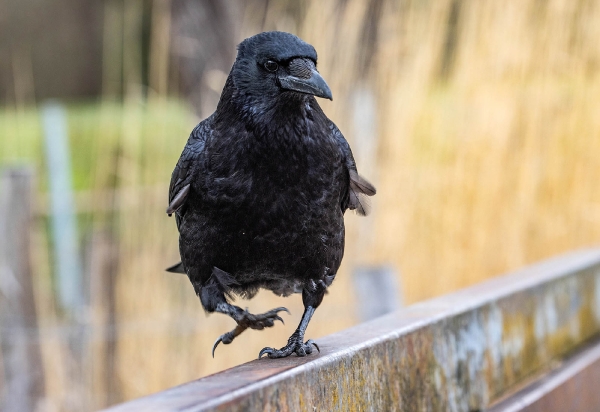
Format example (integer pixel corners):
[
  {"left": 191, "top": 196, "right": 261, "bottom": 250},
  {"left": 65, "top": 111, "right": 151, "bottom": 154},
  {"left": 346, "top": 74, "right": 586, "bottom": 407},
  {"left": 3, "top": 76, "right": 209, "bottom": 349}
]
[
  {"left": 258, "top": 306, "right": 318, "bottom": 359},
  {"left": 198, "top": 267, "right": 291, "bottom": 356},
  {"left": 258, "top": 280, "right": 326, "bottom": 359},
  {"left": 211, "top": 302, "right": 289, "bottom": 356}
]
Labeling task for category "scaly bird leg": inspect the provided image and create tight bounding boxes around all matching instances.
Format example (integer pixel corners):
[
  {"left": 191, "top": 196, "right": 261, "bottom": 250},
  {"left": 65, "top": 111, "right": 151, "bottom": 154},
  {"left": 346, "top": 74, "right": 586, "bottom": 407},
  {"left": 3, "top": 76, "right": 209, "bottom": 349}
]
[
  {"left": 212, "top": 303, "right": 289, "bottom": 357},
  {"left": 258, "top": 305, "right": 319, "bottom": 359},
  {"left": 258, "top": 280, "right": 326, "bottom": 359}
]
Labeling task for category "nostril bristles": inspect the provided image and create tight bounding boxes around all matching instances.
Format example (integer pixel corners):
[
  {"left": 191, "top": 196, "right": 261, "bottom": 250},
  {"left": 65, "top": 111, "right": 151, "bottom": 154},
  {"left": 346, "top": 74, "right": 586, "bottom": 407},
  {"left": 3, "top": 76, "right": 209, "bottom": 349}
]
[{"left": 288, "top": 58, "right": 315, "bottom": 79}]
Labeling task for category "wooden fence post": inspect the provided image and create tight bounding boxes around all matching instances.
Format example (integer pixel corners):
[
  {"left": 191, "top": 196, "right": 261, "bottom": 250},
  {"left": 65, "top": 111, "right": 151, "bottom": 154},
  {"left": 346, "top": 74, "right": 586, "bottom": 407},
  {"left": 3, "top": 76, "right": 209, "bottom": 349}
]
[
  {"left": 84, "top": 229, "right": 120, "bottom": 408},
  {"left": 0, "top": 167, "right": 45, "bottom": 412}
]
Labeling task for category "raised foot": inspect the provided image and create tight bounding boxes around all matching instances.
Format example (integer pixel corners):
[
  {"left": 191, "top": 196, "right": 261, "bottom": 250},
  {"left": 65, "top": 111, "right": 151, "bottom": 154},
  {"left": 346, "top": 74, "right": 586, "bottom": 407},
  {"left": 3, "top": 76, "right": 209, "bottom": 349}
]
[
  {"left": 258, "top": 336, "right": 320, "bottom": 359},
  {"left": 237, "top": 306, "right": 289, "bottom": 330},
  {"left": 212, "top": 307, "right": 289, "bottom": 357}
]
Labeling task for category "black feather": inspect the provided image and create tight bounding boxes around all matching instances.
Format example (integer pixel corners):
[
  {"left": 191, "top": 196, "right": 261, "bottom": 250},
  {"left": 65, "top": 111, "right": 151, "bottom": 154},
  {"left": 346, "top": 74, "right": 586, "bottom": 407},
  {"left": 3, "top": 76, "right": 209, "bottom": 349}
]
[
  {"left": 348, "top": 170, "right": 376, "bottom": 216},
  {"left": 349, "top": 170, "right": 376, "bottom": 196},
  {"left": 349, "top": 189, "right": 371, "bottom": 216},
  {"left": 209, "top": 267, "right": 240, "bottom": 300},
  {"left": 166, "top": 261, "right": 186, "bottom": 274},
  {"left": 166, "top": 184, "right": 190, "bottom": 216}
]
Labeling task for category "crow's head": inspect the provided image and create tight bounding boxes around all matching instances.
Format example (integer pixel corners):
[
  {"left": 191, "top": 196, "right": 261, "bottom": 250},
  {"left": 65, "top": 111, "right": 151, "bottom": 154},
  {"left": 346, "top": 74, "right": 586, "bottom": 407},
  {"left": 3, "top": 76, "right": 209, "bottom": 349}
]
[{"left": 231, "top": 31, "right": 332, "bottom": 102}]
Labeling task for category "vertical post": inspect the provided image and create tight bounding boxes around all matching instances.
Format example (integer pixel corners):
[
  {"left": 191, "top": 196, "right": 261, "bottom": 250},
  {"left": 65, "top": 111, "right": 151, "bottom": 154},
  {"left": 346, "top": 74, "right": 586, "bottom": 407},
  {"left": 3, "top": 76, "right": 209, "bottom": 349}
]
[
  {"left": 42, "top": 102, "right": 87, "bottom": 408},
  {"left": 352, "top": 265, "right": 402, "bottom": 322},
  {"left": 41, "top": 101, "right": 82, "bottom": 311},
  {"left": 0, "top": 167, "right": 45, "bottom": 412}
]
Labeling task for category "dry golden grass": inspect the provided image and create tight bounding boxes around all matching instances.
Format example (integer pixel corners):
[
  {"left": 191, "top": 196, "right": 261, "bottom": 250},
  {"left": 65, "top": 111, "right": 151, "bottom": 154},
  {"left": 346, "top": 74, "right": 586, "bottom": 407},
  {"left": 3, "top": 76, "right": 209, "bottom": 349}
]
[
  {"left": 293, "top": 0, "right": 600, "bottom": 301},
  {"left": 3, "top": 0, "right": 600, "bottom": 410}
]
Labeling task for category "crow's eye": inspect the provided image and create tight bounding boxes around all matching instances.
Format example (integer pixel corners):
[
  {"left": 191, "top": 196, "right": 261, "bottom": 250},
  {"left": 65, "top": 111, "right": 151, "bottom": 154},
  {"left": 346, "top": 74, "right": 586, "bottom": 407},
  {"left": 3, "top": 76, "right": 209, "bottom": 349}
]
[{"left": 264, "top": 60, "right": 278, "bottom": 72}]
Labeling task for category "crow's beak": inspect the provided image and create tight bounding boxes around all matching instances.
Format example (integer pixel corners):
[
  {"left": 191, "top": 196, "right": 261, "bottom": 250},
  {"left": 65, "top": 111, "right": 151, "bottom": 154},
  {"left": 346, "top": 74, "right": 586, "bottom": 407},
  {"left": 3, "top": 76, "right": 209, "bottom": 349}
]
[{"left": 279, "top": 69, "right": 333, "bottom": 100}]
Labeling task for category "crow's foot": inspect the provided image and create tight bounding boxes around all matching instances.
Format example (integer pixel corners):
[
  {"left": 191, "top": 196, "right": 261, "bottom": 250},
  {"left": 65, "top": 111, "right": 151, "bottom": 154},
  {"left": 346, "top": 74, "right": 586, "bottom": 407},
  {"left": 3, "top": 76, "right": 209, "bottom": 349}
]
[
  {"left": 212, "top": 307, "right": 289, "bottom": 357},
  {"left": 236, "top": 307, "right": 289, "bottom": 330},
  {"left": 258, "top": 333, "right": 320, "bottom": 359}
]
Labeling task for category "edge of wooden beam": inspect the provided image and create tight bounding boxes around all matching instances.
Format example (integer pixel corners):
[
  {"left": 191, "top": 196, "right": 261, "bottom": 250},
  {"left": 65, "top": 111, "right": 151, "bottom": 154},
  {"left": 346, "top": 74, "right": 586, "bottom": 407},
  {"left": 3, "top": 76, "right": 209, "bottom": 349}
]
[{"left": 105, "top": 249, "right": 600, "bottom": 412}]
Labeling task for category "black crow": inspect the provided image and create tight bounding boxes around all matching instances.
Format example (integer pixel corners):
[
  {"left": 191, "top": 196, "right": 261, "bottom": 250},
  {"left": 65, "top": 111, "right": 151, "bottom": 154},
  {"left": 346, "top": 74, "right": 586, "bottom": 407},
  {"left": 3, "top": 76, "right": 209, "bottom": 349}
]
[{"left": 167, "top": 31, "right": 375, "bottom": 359}]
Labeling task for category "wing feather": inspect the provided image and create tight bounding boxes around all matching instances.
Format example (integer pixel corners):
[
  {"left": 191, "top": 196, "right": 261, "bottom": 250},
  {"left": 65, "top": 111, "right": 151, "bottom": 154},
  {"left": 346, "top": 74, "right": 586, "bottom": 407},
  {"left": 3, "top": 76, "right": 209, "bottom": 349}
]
[
  {"left": 329, "top": 122, "right": 376, "bottom": 215},
  {"left": 166, "top": 184, "right": 190, "bottom": 216},
  {"left": 167, "top": 116, "right": 213, "bottom": 224}
]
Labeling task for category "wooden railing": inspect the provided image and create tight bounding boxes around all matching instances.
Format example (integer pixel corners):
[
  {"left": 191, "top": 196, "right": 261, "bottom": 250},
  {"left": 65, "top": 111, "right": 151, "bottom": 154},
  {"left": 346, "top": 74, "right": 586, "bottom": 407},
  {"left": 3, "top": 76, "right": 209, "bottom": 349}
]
[{"left": 105, "top": 249, "right": 600, "bottom": 412}]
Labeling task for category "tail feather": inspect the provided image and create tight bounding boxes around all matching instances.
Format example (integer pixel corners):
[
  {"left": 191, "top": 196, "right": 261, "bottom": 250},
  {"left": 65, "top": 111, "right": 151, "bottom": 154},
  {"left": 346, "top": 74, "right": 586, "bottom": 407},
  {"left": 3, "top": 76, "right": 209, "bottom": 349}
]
[{"left": 166, "top": 262, "right": 186, "bottom": 274}]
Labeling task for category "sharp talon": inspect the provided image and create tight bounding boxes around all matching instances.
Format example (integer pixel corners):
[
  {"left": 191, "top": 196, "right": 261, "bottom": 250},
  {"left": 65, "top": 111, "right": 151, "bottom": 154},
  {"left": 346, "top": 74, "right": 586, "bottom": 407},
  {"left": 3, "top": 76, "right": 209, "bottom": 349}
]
[
  {"left": 275, "top": 315, "right": 284, "bottom": 325},
  {"left": 258, "top": 347, "right": 273, "bottom": 359},
  {"left": 270, "top": 307, "right": 290, "bottom": 315},
  {"left": 309, "top": 340, "right": 320, "bottom": 353},
  {"left": 212, "top": 336, "right": 223, "bottom": 358}
]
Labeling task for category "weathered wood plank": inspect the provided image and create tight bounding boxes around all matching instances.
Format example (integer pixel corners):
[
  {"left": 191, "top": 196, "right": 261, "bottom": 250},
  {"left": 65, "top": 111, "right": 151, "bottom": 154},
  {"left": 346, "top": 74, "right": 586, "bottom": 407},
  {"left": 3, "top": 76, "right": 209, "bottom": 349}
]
[
  {"left": 104, "top": 249, "right": 600, "bottom": 412},
  {"left": 0, "top": 167, "right": 45, "bottom": 412},
  {"left": 488, "top": 339, "right": 600, "bottom": 412}
]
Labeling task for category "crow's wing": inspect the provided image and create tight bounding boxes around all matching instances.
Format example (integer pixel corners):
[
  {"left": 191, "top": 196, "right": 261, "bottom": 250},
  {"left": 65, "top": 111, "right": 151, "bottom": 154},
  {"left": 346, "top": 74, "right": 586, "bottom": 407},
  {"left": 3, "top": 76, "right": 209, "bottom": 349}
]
[
  {"left": 166, "top": 118, "right": 213, "bottom": 274},
  {"left": 329, "top": 122, "right": 376, "bottom": 215},
  {"left": 167, "top": 116, "right": 213, "bottom": 223}
]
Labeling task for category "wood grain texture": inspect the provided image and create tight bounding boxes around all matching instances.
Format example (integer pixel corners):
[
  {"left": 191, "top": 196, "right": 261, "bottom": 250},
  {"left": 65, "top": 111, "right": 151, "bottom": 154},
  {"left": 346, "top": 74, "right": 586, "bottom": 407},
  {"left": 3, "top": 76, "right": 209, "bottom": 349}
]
[{"left": 105, "top": 249, "right": 600, "bottom": 412}]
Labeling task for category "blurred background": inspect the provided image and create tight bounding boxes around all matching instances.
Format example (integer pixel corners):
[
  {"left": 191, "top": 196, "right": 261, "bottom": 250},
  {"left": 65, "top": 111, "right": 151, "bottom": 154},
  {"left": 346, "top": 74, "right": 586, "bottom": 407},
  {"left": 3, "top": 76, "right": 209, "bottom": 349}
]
[{"left": 1, "top": 0, "right": 600, "bottom": 410}]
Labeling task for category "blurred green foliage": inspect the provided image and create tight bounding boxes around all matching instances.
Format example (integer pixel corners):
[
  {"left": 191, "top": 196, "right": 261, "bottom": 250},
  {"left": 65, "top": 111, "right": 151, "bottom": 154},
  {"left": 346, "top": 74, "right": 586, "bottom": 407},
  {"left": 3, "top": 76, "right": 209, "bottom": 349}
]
[{"left": 0, "top": 100, "right": 196, "bottom": 192}]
